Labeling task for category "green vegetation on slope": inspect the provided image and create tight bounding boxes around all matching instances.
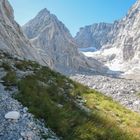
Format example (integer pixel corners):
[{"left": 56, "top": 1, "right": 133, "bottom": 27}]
[
  {"left": 1, "top": 61, "right": 17, "bottom": 90},
  {"left": 1, "top": 59, "right": 140, "bottom": 140}
]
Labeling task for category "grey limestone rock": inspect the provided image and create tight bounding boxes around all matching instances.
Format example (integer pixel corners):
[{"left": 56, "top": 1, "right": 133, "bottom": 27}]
[{"left": 22, "top": 8, "right": 108, "bottom": 74}]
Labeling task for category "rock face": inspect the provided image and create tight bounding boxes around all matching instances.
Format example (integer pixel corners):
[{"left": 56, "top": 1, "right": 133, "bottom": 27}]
[
  {"left": 0, "top": 0, "right": 44, "bottom": 63},
  {"left": 107, "top": 0, "right": 140, "bottom": 61},
  {"left": 22, "top": 9, "right": 108, "bottom": 74},
  {"left": 77, "top": 0, "right": 140, "bottom": 78},
  {"left": 75, "top": 23, "right": 113, "bottom": 50},
  {"left": 100, "top": 0, "right": 140, "bottom": 73}
]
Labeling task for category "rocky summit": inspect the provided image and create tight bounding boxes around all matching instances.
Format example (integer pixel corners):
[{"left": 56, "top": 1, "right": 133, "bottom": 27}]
[
  {"left": 22, "top": 8, "right": 88, "bottom": 74},
  {"left": 101, "top": 0, "right": 140, "bottom": 77},
  {"left": 22, "top": 8, "right": 108, "bottom": 74}
]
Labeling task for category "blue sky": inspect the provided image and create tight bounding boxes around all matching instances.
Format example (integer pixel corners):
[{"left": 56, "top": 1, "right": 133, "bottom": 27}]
[{"left": 9, "top": 0, "right": 136, "bottom": 36}]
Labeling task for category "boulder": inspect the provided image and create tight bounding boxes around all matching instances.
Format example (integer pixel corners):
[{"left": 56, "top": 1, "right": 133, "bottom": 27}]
[{"left": 5, "top": 111, "right": 20, "bottom": 120}]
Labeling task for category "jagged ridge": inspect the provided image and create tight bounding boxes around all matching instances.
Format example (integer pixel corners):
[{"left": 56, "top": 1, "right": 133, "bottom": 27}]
[{"left": 22, "top": 8, "right": 108, "bottom": 74}]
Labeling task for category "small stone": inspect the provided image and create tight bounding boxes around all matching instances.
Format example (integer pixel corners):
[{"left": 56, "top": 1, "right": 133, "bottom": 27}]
[
  {"left": 26, "top": 131, "right": 34, "bottom": 139},
  {"left": 133, "top": 101, "right": 140, "bottom": 105},
  {"left": 5, "top": 111, "right": 20, "bottom": 120},
  {"left": 0, "top": 133, "right": 4, "bottom": 136},
  {"left": 22, "top": 114, "right": 27, "bottom": 118},
  {"left": 28, "top": 122, "right": 34, "bottom": 128},
  {"left": 130, "top": 89, "right": 136, "bottom": 93},
  {"left": 57, "top": 104, "right": 63, "bottom": 108},
  {"left": 20, "top": 132, "right": 25, "bottom": 137},
  {"left": 23, "top": 107, "right": 28, "bottom": 113}
]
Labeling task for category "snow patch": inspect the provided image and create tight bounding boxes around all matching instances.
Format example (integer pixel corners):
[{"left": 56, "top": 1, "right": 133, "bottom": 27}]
[{"left": 79, "top": 47, "right": 97, "bottom": 52}]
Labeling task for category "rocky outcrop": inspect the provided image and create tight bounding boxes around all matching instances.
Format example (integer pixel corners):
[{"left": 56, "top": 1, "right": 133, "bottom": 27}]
[
  {"left": 75, "top": 23, "right": 113, "bottom": 50},
  {"left": 22, "top": 8, "right": 108, "bottom": 74},
  {"left": 100, "top": 0, "right": 140, "bottom": 71}
]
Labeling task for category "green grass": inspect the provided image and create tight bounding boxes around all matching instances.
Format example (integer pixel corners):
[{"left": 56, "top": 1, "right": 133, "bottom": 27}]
[
  {"left": 1, "top": 62, "right": 11, "bottom": 71},
  {"left": 2, "top": 70, "right": 17, "bottom": 87},
  {"left": 2, "top": 60, "right": 140, "bottom": 140},
  {"left": 14, "top": 60, "right": 39, "bottom": 71},
  {"left": 137, "top": 92, "right": 140, "bottom": 98},
  {"left": 83, "top": 91, "right": 140, "bottom": 138}
]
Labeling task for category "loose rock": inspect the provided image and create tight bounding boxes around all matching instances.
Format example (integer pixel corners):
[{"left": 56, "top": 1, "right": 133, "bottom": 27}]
[{"left": 5, "top": 111, "right": 20, "bottom": 120}]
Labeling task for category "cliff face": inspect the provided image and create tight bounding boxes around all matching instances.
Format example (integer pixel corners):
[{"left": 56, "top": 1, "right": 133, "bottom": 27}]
[
  {"left": 0, "top": 0, "right": 44, "bottom": 63},
  {"left": 101, "top": 0, "right": 140, "bottom": 74},
  {"left": 22, "top": 9, "right": 108, "bottom": 74},
  {"left": 77, "top": 0, "right": 140, "bottom": 77},
  {"left": 106, "top": 0, "right": 140, "bottom": 61},
  {"left": 75, "top": 23, "right": 113, "bottom": 50}
]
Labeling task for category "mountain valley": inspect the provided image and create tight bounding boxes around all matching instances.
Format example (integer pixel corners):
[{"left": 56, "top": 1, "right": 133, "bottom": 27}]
[{"left": 0, "top": 0, "right": 140, "bottom": 139}]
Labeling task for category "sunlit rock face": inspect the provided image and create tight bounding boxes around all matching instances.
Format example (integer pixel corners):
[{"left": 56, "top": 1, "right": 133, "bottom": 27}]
[
  {"left": 103, "top": 0, "right": 140, "bottom": 61},
  {"left": 75, "top": 23, "right": 113, "bottom": 50},
  {"left": 101, "top": 0, "right": 140, "bottom": 75},
  {"left": 0, "top": 0, "right": 105, "bottom": 74},
  {"left": 23, "top": 8, "right": 108, "bottom": 74},
  {"left": 77, "top": 0, "right": 140, "bottom": 78}
]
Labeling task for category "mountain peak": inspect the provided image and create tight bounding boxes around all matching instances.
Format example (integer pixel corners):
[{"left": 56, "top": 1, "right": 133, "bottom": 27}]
[{"left": 38, "top": 8, "right": 50, "bottom": 16}]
